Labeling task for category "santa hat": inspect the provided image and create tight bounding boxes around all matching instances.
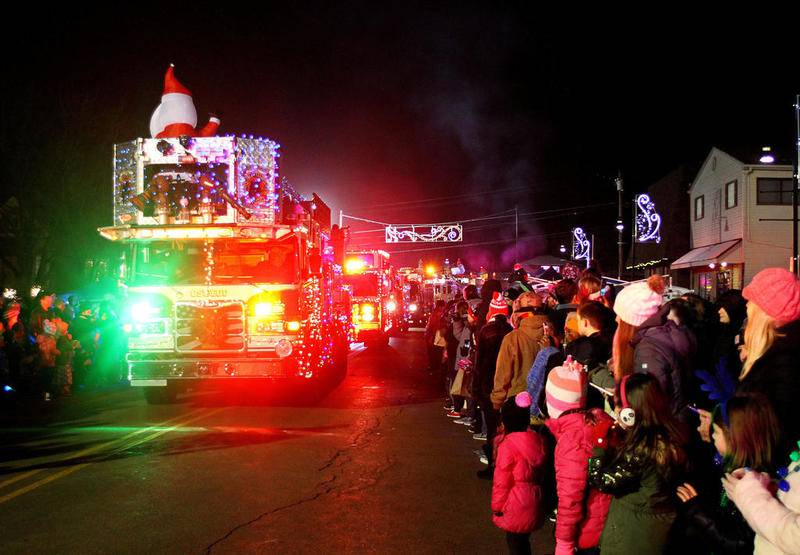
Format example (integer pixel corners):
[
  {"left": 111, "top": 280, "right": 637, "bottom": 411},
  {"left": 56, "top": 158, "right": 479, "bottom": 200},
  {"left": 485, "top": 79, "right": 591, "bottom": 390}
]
[
  {"left": 163, "top": 64, "right": 192, "bottom": 96},
  {"left": 486, "top": 291, "right": 509, "bottom": 321},
  {"left": 613, "top": 275, "right": 665, "bottom": 327},
  {"left": 545, "top": 358, "right": 587, "bottom": 418}
]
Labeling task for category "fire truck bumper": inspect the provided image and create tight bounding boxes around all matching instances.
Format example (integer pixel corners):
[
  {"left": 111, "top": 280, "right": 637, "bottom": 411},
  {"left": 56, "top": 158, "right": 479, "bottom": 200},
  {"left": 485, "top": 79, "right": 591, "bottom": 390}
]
[{"left": 127, "top": 353, "right": 298, "bottom": 383}]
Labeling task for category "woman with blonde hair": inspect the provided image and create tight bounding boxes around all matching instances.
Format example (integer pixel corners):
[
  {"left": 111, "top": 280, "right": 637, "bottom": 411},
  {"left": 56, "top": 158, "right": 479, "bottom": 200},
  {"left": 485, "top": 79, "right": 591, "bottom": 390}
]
[{"left": 734, "top": 267, "right": 800, "bottom": 461}]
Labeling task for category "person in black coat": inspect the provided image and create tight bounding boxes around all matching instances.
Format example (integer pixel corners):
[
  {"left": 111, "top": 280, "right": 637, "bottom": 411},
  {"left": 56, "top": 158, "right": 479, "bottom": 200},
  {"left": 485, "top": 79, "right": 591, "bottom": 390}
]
[
  {"left": 473, "top": 297, "right": 513, "bottom": 470},
  {"left": 735, "top": 268, "right": 800, "bottom": 462},
  {"left": 712, "top": 289, "right": 747, "bottom": 381}
]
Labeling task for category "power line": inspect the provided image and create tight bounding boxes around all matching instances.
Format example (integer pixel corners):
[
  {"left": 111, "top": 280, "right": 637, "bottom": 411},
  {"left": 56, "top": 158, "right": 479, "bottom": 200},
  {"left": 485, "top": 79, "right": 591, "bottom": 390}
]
[
  {"left": 346, "top": 201, "right": 615, "bottom": 234},
  {"left": 347, "top": 186, "right": 531, "bottom": 211}
]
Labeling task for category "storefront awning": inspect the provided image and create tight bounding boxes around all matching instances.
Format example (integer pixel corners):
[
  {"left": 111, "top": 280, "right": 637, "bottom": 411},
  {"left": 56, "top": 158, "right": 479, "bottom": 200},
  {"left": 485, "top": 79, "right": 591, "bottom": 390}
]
[{"left": 671, "top": 239, "right": 742, "bottom": 270}]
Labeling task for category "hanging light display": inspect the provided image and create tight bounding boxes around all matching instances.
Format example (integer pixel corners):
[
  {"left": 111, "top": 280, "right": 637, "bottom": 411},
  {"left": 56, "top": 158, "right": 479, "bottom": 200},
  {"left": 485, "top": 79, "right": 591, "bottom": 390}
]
[
  {"left": 385, "top": 224, "right": 462, "bottom": 243},
  {"left": 634, "top": 194, "right": 662, "bottom": 244},
  {"left": 571, "top": 227, "right": 591, "bottom": 262}
]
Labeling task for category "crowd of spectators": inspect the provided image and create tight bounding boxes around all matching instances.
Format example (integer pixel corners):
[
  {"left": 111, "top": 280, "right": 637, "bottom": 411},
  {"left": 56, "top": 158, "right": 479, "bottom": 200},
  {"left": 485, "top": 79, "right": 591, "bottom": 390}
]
[
  {"left": 1, "top": 290, "right": 124, "bottom": 401},
  {"left": 425, "top": 264, "right": 800, "bottom": 554}
]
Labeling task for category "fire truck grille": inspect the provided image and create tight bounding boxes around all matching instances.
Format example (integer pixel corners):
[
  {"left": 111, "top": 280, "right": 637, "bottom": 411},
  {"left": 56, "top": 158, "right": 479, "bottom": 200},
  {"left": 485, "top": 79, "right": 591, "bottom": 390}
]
[{"left": 175, "top": 302, "right": 245, "bottom": 352}]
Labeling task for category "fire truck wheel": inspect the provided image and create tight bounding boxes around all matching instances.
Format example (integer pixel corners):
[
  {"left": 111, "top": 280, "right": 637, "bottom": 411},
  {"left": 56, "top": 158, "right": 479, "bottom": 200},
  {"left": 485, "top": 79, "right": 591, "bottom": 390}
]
[{"left": 143, "top": 385, "right": 178, "bottom": 405}]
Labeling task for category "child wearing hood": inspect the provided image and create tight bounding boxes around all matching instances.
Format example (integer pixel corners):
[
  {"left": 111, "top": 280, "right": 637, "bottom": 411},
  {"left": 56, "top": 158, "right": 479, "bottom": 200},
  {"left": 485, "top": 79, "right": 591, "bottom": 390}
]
[{"left": 492, "top": 392, "right": 547, "bottom": 554}]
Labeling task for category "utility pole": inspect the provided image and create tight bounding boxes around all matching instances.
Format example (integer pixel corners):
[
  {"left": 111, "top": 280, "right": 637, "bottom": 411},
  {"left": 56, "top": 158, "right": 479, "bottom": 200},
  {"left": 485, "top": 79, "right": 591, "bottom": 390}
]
[
  {"left": 616, "top": 174, "right": 624, "bottom": 279},
  {"left": 793, "top": 94, "right": 799, "bottom": 275},
  {"left": 515, "top": 205, "right": 519, "bottom": 262}
]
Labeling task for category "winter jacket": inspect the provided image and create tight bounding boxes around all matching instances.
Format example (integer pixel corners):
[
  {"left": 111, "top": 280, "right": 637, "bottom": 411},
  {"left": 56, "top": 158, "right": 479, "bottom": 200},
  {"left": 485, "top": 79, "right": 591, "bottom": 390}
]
[
  {"left": 546, "top": 409, "right": 614, "bottom": 555},
  {"left": 737, "top": 320, "right": 800, "bottom": 462},
  {"left": 632, "top": 307, "right": 697, "bottom": 418},
  {"left": 589, "top": 442, "right": 682, "bottom": 555},
  {"left": 451, "top": 317, "right": 474, "bottom": 375},
  {"left": 726, "top": 465, "right": 800, "bottom": 555},
  {"left": 683, "top": 491, "right": 754, "bottom": 555},
  {"left": 527, "top": 346, "right": 560, "bottom": 418},
  {"left": 491, "top": 430, "right": 547, "bottom": 534},
  {"left": 491, "top": 314, "right": 547, "bottom": 409},
  {"left": 474, "top": 316, "right": 513, "bottom": 397}
]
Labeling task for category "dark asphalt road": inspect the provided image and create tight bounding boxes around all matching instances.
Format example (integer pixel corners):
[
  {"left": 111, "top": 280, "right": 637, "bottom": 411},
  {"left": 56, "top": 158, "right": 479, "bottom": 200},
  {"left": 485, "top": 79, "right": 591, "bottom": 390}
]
[{"left": 0, "top": 331, "right": 555, "bottom": 554}]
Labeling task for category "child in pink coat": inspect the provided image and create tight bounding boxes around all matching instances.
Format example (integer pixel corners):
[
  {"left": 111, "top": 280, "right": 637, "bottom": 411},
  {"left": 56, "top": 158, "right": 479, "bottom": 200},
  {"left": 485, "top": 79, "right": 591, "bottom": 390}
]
[
  {"left": 492, "top": 392, "right": 546, "bottom": 555},
  {"left": 545, "top": 359, "right": 615, "bottom": 555}
]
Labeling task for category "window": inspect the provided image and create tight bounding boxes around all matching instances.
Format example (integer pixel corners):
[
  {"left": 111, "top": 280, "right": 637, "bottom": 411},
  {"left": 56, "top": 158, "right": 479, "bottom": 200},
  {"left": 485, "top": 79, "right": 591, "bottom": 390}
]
[
  {"left": 694, "top": 195, "right": 705, "bottom": 220},
  {"left": 725, "top": 180, "right": 738, "bottom": 209},
  {"left": 757, "top": 178, "right": 794, "bottom": 205}
]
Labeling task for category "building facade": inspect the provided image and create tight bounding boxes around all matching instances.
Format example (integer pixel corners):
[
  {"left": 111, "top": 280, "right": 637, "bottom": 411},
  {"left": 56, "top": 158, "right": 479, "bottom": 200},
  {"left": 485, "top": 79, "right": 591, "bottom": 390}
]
[
  {"left": 671, "top": 147, "right": 795, "bottom": 299},
  {"left": 626, "top": 166, "right": 692, "bottom": 287}
]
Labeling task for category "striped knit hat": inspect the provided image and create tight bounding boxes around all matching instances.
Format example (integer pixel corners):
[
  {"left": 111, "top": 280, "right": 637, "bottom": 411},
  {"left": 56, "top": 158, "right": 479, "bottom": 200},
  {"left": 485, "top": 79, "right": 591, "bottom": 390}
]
[
  {"left": 545, "top": 357, "right": 587, "bottom": 418},
  {"left": 486, "top": 291, "right": 509, "bottom": 321}
]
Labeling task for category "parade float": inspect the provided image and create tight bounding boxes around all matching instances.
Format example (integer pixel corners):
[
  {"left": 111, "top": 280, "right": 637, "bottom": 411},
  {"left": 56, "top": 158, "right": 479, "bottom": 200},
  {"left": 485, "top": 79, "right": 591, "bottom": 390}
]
[{"left": 99, "top": 65, "right": 350, "bottom": 403}]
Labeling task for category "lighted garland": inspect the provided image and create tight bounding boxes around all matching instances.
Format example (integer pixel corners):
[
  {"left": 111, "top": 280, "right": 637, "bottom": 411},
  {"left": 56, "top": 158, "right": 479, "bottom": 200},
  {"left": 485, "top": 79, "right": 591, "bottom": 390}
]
[
  {"left": 203, "top": 240, "right": 215, "bottom": 288},
  {"left": 295, "top": 275, "right": 338, "bottom": 378}
]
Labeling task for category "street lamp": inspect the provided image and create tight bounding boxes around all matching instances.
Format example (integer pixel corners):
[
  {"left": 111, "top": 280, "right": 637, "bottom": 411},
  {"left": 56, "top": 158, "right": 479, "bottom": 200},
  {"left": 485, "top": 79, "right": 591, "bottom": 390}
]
[
  {"left": 760, "top": 146, "right": 775, "bottom": 164},
  {"left": 559, "top": 244, "right": 566, "bottom": 254}
]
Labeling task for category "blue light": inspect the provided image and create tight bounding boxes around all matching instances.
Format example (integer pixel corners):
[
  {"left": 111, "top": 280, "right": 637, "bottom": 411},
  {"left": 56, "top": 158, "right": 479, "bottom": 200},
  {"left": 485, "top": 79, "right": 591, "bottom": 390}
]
[{"left": 3, "top": 385, "right": 13, "bottom": 393}]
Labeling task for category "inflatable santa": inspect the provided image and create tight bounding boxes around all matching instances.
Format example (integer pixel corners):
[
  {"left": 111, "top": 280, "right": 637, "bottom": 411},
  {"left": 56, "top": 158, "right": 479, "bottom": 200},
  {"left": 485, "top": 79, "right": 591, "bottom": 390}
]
[{"left": 149, "top": 64, "right": 220, "bottom": 138}]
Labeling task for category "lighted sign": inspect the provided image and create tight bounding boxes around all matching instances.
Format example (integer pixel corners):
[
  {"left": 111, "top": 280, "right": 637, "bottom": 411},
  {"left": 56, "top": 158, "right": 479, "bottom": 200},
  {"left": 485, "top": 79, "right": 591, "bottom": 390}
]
[
  {"left": 635, "top": 194, "right": 662, "bottom": 244},
  {"left": 571, "top": 227, "right": 591, "bottom": 262},
  {"left": 385, "top": 224, "right": 462, "bottom": 243}
]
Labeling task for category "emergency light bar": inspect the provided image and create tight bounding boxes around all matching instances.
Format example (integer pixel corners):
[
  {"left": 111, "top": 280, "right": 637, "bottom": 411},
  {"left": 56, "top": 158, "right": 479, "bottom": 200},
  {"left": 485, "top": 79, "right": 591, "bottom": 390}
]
[{"left": 98, "top": 225, "right": 296, "bottom": 242}]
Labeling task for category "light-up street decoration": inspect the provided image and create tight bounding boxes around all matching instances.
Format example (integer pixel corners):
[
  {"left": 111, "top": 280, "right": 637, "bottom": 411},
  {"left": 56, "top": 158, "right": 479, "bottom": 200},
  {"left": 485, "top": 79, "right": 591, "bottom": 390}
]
[
  {"left": 572, "top": 227, "right": 591, "bottom": 262},
  {"left": 385, "top": 224, "right": 463, "bottom": 243},
  {"left": 635, "top": 194, "right": 662, "bottom": 243}
]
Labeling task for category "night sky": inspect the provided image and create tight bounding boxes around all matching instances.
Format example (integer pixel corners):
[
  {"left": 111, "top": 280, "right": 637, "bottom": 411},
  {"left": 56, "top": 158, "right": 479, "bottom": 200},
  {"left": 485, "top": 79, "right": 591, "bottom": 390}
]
[{"left": 2, "top": 5, "right": 798, "bottom": 286}]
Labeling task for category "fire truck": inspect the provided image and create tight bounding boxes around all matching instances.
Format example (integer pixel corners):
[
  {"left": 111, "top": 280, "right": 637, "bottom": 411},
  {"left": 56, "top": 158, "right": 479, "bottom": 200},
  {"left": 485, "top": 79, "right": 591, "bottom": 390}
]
[
  {"left": 396, "top": 268, "right": 426, "bottom": 329},
  {"left": 342, "top": 250, "right": 397, "bottom": 347},
  {"left": 99, "top": 136, "right": 350, "bottom": 403}
]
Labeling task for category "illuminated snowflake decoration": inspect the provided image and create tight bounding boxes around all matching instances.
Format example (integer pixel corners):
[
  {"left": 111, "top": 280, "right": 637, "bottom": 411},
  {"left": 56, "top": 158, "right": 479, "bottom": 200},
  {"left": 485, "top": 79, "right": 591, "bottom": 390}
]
[
  {"left": 572, "top": 227, "right": 591, "bottom": 262},
  {"left": 635, "top": 194, "right": 662, "bottom": 244},
  {"left": 385, "top": 224, "right": 462, "bottom": 243}
]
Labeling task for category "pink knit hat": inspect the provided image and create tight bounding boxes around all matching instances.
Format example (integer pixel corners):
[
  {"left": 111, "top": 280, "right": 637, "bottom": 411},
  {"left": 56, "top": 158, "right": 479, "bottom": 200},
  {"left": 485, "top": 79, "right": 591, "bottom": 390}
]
[
  {"left": 486, "top": 291, "right": 509, "bottom": 321},
  {"left": 613, "top": 275, "right": 665, "bottom": 327},
  {"left": 545, "top": 358, "right": 587, "bottom": 418},
  {"left": 743, "top": 267, "right": 800, "bottom": 325}
]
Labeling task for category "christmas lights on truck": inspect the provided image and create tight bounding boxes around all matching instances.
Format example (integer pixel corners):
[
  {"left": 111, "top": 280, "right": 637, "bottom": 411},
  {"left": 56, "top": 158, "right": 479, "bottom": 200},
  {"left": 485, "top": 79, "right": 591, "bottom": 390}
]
[{"left": 98, "top": 66, "right": 350, "bottom": 403}]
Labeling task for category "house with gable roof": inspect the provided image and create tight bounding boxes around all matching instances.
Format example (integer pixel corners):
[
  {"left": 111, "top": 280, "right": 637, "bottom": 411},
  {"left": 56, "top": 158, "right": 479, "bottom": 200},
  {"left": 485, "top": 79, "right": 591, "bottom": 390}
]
[{"left": 671, "top": 147, "right": 796, "bottom": 299}]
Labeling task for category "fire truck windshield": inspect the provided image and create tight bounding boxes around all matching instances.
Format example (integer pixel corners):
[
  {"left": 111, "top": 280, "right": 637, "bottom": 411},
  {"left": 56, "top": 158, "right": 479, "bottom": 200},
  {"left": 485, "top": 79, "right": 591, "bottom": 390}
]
[
  {"left": 131, "top": 240, "right": 297, "bottom": 285},
  {"left": 343, "top": 273, "right": 380, "bottom": 297}
]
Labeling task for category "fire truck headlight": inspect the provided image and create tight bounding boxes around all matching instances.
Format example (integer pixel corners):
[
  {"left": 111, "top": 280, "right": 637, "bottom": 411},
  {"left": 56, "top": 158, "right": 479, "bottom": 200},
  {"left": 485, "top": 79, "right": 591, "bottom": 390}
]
[
  {"left": 409, "top": 303, "right": 418, "bottom": 312},
  {"left": 385, "top": 300, "right": 397, "bottom": 313},
  {"left": 131, "top": 301, "right": 160, "bottom": 322},
  {"left": 361, "top": 304, "right": 376, "bottom": 322},
  {"left": 254, "top": 302, "right": 275, "bottom": 317},
  {"left": 275, "top": 339, "right": 293, "bottom": 358},
  {"left": 285, "top": 321, "right": 301, "bottom": 332},
  {"left": 345, "top": 259, "right": 365, "bottom": 274}
]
